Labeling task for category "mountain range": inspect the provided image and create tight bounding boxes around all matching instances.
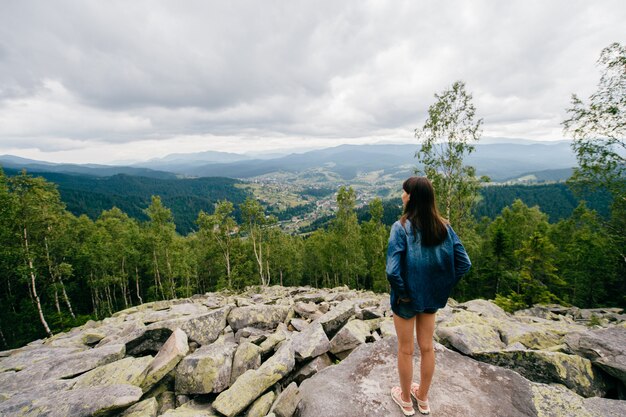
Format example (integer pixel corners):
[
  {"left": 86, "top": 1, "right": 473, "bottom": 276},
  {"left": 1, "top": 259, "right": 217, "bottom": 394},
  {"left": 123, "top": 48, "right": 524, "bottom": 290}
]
[{"left": 0, "top": 140, "right": 576, "bottom": 182}]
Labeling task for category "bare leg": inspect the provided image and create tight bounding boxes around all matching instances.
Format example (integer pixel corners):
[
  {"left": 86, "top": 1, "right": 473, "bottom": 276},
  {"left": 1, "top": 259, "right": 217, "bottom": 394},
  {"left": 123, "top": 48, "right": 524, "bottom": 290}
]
[
  {"left": 414, "top": 312, "right": 436, "bottom": 401},
  {"left": 393, "top": 313, "right": 415, "bottom": 411}
]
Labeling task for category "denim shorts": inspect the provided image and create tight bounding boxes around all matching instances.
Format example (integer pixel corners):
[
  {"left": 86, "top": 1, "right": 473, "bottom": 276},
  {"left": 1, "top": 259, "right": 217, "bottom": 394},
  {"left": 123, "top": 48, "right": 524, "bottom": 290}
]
[{"left": 392, "top": 301, "right": 438, "bottom": 319}]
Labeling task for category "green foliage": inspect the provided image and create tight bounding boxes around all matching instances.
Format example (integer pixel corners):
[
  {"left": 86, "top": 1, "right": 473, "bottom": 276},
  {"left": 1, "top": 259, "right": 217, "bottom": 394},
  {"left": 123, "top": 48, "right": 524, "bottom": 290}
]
[
  {"left": 414, "top": 80, "right": 485, "bottom": 235},
  {"left": 494, "top": 293, "right": 527, "bottom": 313}
]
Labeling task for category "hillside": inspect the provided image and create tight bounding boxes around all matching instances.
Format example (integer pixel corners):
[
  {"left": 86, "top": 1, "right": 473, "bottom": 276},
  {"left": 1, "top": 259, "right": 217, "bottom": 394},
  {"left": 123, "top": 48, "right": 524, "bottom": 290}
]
[
  {"left": 1, "top": 167, "right": 250, "bottom": 234},
  {"left": 0, "top": 286, "right": 624, "bottom": 416}
]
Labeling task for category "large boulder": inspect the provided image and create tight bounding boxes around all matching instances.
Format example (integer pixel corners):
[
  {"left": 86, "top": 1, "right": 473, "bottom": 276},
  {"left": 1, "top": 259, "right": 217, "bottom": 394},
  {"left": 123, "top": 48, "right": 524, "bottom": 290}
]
[
  {"left": 329, "top": 319, "right": 370, "bottom": 355},
  {"left": 269, "top": 382, "right": 301, "bottom": 417},
  {"left": 175, "top": 335, "right": 237, "bottom": 394},
  {"left": 230, "top": 341, "right": 263, "bottom": 384},
  {"left": 296, "top": 336, "right": 626, "bottom": 417},
  {"left": 317, "top": 300, "right": 355, "bottom": 338},
  {"left": 565, "top": 327, "right": 626, "bottom": 384},
  {"left": 0, "top": 384, "right": 143, "bottom": 417},
  {"left": 227, "top": 305, "right": 291, "bottom": 332},
  {"left": 245, "top": 391, "right": 275, "bottom": 417},
  {"left": 140, "top": 328, "right": 189, "bottom": 391},
  {"left": 212, "top": 339, "right": 295, "bottom": 417},
  {"left": 474, "top": 350, "right": 611, "bottom": 397},
  {"left": 71, "top": 355, "right": 153, "bottom": 389},
  {"left": 292, "top": 321, "right": 331, "bottom": 361},
  {"left": 436, "top": 323, "right": 505, "bottom": 355}
]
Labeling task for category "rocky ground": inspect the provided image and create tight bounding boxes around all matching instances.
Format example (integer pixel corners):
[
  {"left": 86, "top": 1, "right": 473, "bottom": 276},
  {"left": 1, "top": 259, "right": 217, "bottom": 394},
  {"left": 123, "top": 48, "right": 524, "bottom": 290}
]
[{"left": 0, "top": 285, "right": 625, "bottom": 417}]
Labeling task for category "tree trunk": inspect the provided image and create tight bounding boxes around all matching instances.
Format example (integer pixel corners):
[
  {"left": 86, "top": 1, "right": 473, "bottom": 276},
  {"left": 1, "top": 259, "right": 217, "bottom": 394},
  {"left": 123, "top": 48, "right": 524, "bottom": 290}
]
[
  {"left": 153, "top": 249, "right": 164, "bottom": 300},
  {"left": 225, "top": 247, "right": 232, "bottom": 288},
  {"left": 165, "top": 247, "right": 175, "bottom": 299},
  {"left": 0, "top": 322, "right": 7, "bottom": 349},
  {"left": 135, "top": 266, "right": 143, "bottom": 305},
  {"left": 54, "top": 286, "right": 61, "bottom": 314},
  {"left": 59, "top": 277, "right": 76, "bottom": 319},
  {"left": 280, "top": 269, "right": 283, "bottom": 286},
  {"left": 121, "top": 257, "right": 129, "bottom": 308},
  {"left": 23, "top": 226, "right": 53, "bottom": 337}
]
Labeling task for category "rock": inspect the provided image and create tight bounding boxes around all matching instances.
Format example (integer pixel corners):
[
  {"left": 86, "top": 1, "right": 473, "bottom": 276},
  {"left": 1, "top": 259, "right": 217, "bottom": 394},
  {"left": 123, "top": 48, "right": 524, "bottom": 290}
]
[
  {"left": 259, "top": 323, "right": 289, "bottom": 354},
  {"left": 158, "top": 390, "right": 177, "bottom": 414},
  {"left": 72, "top": 355, "right": 153, "bottom": 389},
  {"left": 293, "top": 302, "right": 322, "bottom": 320},
  {"left": 318, "top": 300, "right": 355, "bottom": 338},
  {"left": 378, "top": 318, "right": 396, "bottom": 338},
  {"left": 81, "top": 331, "right": 106, "bottom": 345},
  {"left": 119, "top": 397, "right": 159, "bottom": 417},
  {"left": 212, "top": 340, "right": 295, "bottom": 417},
  {"left": 160, "top": 399, "right": 218, "bottom": 416},
  {"left": 0, "top": 345, "right": 85, "bottom": 372},
  {"left": 459, "top": 299, "right": 509, "bottom": 320},
  {"left": 329, "top": 319, "right": 370, "bottom": 354},
  {"left": 286, "top": 353, "right": 333, "bottom": 385},
  {"left": 565, "top": 327, "right": 626, "bottom": 384},
  {"left": 140, "top": 328, "right": 189, "bottom": 391},
  {"left": 235, "top": 326, "right": 270, "bottom": 344},
  {"left": 180, "top": 306, "right": 232, "bottom": 346},
  {"left": 436, "top": 324, "right": 505, "bottom": 355},
  {"left": 296, "top": 336, "right": 626, "bottom": 417},
  {"left": 474, "top": 350, "right": 611, "bottom": 397},
  {"left": 231, "top": 341, "right": 263, "bottom": 384},
  {"left": 269, "top": 382, "right": 301, "bottom": 417},
  {"left": 175, "top": 335, "right": 237, "bottom": 394},
  {"left": 125, "top": 327, "right": 173, "bottom": 356},
  {"left": 494, "top": 320, "right": 564, "bottom": 349},
  {"left": 0, "top": 384, "right": 143, "bottom": 417},
  {"left": 293, "top": 321, "right": 331, "bottom": 361},
  {"left": 228, "top": 305, "right": 291, "bottom": 331},
  {"left": 246, "top": 391, "right": 275, "bottom": 417},
  {"left": 289, "top": 318, "right": 308, "bottom": 332}
]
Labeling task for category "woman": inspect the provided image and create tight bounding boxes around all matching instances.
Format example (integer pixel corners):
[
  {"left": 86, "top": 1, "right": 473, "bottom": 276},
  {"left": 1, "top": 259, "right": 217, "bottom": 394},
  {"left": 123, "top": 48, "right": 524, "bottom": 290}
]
[{"left": 387, "top": 176, "right": 471, "bottom": 415}]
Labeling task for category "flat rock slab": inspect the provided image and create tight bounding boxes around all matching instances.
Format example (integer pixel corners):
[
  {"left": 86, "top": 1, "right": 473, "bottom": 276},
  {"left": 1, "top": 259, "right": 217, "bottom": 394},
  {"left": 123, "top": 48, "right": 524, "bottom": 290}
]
[
  {"left": 227, "top": 305, "right": 291, "bottom": 332},
  {"left": 0, "top": 383, "right": 142, "bottom": 417},
  {"left": 297, "top": 336, "right": 624, "bottom": 417},
  {"left": 565, "top": 327, "right": 626, "bottom": 384}
]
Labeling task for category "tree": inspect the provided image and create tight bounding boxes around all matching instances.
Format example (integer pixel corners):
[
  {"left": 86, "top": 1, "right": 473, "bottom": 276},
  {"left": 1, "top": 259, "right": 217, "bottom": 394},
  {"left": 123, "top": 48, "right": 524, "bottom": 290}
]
[
  {"left": 144, "top": 196, "right": 177, "bottom": 299},
  {"left": 360, "top": 198, "right": 389, "bottom": 292},
  {"left": 563, "top": 42, "right": 626, "bottom": 270},
  {"left": 241, "top": 197, "right": 276, "bottom": 286},
  {"left": 197, "top": 200, "right": 238, "bottom": 288},
  {"left": 415, "top": 80, "right": 485, "bottom": 235}
]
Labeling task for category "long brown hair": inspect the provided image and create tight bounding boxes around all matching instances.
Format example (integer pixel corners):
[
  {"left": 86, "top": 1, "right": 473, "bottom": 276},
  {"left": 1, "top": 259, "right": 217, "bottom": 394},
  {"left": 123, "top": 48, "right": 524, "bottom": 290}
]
[{"left": 400, "top": 176, "right": 448, "bottom": 246}]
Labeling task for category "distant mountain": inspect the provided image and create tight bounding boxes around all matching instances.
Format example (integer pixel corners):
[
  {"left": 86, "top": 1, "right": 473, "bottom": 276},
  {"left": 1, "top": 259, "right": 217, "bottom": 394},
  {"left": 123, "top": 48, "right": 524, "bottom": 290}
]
[
  {"left": 0, "top": 155, "right": 177, "bottom": 179},
  {"left": 1, "top": 140, "right": 577, "bottom": 182},
  {"left": 1, "top": 168, "right": 250, "bottom": 234},
  {"left": 175, "top": 142, "right": 576, "bottom": 181}
]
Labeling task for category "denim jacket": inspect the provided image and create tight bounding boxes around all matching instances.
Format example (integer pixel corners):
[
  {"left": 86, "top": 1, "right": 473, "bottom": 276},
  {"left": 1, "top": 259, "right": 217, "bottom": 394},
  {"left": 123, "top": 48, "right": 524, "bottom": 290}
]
[{"left": 385, "top": 219, "right": 471, "bottom": 311}]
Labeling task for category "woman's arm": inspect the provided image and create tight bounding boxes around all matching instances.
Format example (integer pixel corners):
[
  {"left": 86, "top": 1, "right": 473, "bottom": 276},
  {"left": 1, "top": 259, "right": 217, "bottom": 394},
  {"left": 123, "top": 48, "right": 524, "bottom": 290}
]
[
  {"left": 386, "top": 222, "right": 409, "bottom": 299},
  {"left": 450, "top": 227, "right": 471, "bottom": 278}
]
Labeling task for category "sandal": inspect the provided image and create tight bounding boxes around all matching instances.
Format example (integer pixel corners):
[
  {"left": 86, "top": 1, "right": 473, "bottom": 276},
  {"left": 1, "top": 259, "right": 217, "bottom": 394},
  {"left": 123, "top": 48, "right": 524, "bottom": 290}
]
[
  {"left": 410, "top": 383, "right": 431, "bottom": 415},
  {"left": 391, "top": 386, "right": 415, "bottom": 416}
]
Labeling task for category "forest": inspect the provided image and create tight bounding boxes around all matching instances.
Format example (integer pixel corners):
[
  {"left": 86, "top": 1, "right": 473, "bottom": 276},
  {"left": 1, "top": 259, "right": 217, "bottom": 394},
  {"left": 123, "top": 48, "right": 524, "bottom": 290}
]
[{"left": 0, "top": 42, "right": 623, "bottom": 350}]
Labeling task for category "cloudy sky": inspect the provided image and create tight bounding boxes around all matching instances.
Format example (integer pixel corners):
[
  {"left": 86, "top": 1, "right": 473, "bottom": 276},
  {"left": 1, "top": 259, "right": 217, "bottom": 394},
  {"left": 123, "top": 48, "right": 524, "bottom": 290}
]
[{"left": 0, "top": 0, "right": 624, "bottom": 164}]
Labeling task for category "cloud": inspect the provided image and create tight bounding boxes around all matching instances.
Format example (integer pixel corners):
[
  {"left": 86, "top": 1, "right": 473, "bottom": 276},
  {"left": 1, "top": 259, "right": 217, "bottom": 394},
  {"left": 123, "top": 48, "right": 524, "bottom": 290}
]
[{"left": 0, "top": 0, "right": 624, "bottom": 161}]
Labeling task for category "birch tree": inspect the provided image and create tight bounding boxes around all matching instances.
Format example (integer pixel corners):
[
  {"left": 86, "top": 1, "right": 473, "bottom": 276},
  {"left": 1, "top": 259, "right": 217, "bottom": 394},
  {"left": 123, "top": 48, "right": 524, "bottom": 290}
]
[{"left": 415, "top": 80, "right": 484, "bottom": 235}]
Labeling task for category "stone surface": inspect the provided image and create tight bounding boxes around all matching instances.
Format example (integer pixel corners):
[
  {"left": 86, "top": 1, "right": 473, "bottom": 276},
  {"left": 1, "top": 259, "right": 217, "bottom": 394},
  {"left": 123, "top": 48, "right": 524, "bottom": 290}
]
[
  {"left": 245, "top": 390, "right": 275, "bottom": 417},
  {"left": 329, "top": 319, "right": 370, "bottom": 354},
  {"left": 119, "top": 397, "right": 159, "bottom": 417},
  {"left": 297, "top": 336, "right": 626, "bottom": 417},
  {"left": 231, "top": 340, "right": 263, "bottom": 384},
  {"left": 175, "top": 335, "right": 237, "bottom": 394},
  {"left": 286, "top": 353, "right": 333, "bottom": 385},
  {"left": 474, "top": 350, "right": 611, "bottom": 397},
  {"left": 565, "top": 327, "right": 626, "bottom": 384},
  {"left": 227, "top": 305, "right": 291, "bottom": 331},
  {"left": 72, "top": 355, "right": 153, "bottom": 389},
  {"left": 160, "top": 399, "right": 218, "bottom": 416},
  {"left": 318, "top": 300, "right": 355, "bottom": 338},
  {"left": 292, "top": 321, "right": 331, "bottom": 361},
  {"left": 140, "top": 328, "right": 189, "bottom": 391},
  {"left": 436, "top": 323, "right": 505, "bottom": 355},
  {"left": 0, "top": 383, "right": 143, "bottom": 417},
  {"left": 270, "top": 382, "right": 301, "bottom": 417},
  {"left": 212, "top": 340, "right": 295, "bottom": 417}
]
